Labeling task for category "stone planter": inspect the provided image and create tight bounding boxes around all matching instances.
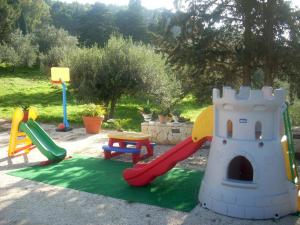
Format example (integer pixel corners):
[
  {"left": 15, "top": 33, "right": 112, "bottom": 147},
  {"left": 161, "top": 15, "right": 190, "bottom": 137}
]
[{"left": 141, "top": 121, "right": 193, "bottom": 144}]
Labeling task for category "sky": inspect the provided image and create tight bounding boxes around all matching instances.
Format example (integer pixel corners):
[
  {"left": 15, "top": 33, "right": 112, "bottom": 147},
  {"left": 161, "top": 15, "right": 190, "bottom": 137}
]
[
  {"left": 60, "top": 0, "right": 174, "bottom": 10},
  {"left": 60, "top": 0, "right": 300, "bottom": 9},
  {"left": 60, "top": 0, "right": 174, "bottom": 9}
]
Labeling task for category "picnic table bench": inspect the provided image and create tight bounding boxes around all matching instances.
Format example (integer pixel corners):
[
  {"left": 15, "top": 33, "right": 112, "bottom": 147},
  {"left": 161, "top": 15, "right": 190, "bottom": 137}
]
[{"left": 102, "top": 132, "right": 155, "bottom": 163}]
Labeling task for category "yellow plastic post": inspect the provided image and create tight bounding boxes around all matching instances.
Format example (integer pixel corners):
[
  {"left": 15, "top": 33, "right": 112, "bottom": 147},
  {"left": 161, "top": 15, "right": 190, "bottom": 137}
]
[
  {"left": 192, "top": 105, "right": 214, "bottom": 142},
  {"left": 8, "top": 108, "right": 24, "bottom": 157},
  {"left": 281, "top": 135, "right": 293, "bottom": 181}
]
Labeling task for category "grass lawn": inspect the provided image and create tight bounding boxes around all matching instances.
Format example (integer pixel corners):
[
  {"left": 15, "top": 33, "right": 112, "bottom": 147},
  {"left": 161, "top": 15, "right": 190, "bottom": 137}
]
[
  {"left": 2, "top": 66, "right": 299, "bottom": 130},
  {"left": 0, "top": 66, "right": 206, "bottom": 131}
]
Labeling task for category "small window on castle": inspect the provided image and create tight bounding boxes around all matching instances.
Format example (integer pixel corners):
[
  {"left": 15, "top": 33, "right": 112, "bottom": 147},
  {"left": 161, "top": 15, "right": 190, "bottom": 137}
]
[
  {"left": 255, "top": 121, "right": 262, "bottom": 140},
  {"left": 227, "top": 120, "right": 233, "bottom": 138}
]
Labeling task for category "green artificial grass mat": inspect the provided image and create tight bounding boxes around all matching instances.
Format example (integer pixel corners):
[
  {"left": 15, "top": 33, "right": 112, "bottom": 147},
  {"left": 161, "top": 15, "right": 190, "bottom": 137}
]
[{"left": 8, "top": 155, "right": 203, "bottom": 212}]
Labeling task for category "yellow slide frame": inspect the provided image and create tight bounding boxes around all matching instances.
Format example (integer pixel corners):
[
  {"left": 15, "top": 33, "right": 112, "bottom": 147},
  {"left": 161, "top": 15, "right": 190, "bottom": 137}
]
[{"left": 8, "top": 107, "right": 38, "bottom": 157}]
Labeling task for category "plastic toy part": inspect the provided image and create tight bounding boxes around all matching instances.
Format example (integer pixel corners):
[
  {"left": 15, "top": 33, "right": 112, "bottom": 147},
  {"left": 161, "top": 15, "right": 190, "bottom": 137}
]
[
  {"left": 8, "top": 107, "right": 67, "bottom": 163},
  {"left": 20, "top": 120, "right": 66, "bottom": 162},
  {"left": 51, "top": 67, "right": 70, "bottom": 83},
  {"left": 192, "top": 105, "right": 214, "bottom": 142},
  {"left": 281, "top": 136, "right": 293, "bottom": 181},
  {"left": 8, "top": 107, "right": 38, "bottom": 157},
  {"left": 57, "top": 123, "right": 65, "bottom": 130},
  {"left": 282, "top": 103, "right": 298, "bottom": 183},
  {"left": 199, "top": 87, "right": 298, "bottom": 219},
  {"left": 123, "top": 136, "right": 211, "bottom": 186},
  {"left": 107, "top": 132, "right": 151, "bottom": 140},
  {"left": 281, "top": 103, "right": 300, "bottom": 212},
  {"left": 51, "top": 67, "right": 72, "bottom": 132},
  {"left": 104, "top": 132, "right": 154, "bottom": 164}
]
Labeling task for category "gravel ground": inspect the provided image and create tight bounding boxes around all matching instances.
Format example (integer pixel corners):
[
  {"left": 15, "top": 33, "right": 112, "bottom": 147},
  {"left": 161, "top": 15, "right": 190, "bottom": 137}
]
[{"left": 0, "top": 120, "right": 300, "bottom": 225}]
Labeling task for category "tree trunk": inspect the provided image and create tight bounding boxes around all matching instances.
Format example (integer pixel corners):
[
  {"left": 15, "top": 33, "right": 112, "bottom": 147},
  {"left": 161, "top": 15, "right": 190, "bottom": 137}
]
[
  {"left": 289, "top": 79, "right": 295, "bottom": 104},
  {"left": 103, "top": 100, "right": 110, "bottom": 121},
  {"left": 264, "top": 66, "right": 274, "bottom": 86},
  {"left": 241, "top": 1, "right": 253, "bottom": 87},
  {"left": 108, "top": 97, "right": 117, "bottom": 119},
  {"left": 263, "top": 0, "right": 276, "bottom": 87},
  {"left": 242, "top": 67, "right": 251, "bottom": 86},
  {"left": 18, "top": 13, "right": 28, "bottom": 35}
]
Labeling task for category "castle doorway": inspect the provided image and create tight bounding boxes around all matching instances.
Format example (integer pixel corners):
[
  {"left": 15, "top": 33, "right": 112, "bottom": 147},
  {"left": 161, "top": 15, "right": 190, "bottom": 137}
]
[{"left": 227, "top": 156, "right": 253, "bottom": 181}]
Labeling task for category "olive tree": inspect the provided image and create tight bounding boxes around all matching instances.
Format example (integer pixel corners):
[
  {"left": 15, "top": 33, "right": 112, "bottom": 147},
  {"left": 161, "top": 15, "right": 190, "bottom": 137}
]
[
  {"left": 61, "top": 35, "right": 182, "bottom": 119},
  {"left": 0, "top": 29, "right": 38, "bottom": 68}
]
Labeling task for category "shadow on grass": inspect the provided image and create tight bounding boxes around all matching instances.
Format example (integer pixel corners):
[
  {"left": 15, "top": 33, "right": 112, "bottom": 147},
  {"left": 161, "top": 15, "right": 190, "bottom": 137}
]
[
  {"left": 0, "top": 66, "right": 47, "bottom": 81},
  {"left": 0, "top": 91, "right": 63, "bottom": 108},
  {"left": 113, "top": 104, "right": 143, "bottom": 131}
]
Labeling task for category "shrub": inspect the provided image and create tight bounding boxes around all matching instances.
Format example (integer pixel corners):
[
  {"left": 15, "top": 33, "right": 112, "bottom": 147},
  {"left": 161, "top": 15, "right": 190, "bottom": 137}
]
[
  {"left": 290, "top": 101, "right": 300, "bottom": 126},
  {"left": 81, "top": 104, "right": 106, "bottom": 117},
  {"left": 61, "top": 46, "right": 103, "bottom": 100},
  {"left": 130, "top": 43, "right": 182, "bottom": 110},
  {"left": 0, "top": 30, "right": 38, "bottom": 68},
  {"left": 37, "top": 26, "right": 79, "bottom": 74},
  {"left": 39, "top": 46, "right": 79, "bottom": 74},
  {"left": 39, "top": 47, "right": 63, "bottom": 72},
  {"left": 0, "top": 44, "right": 20, "bottom": 67},
  {"left": 10, "top": 30, "right": 38, "bottom": 67},
  {"left": 95, "top": 35, "right": 144, "bottom": 118},
  {"left": 157, "top": 107, "right": 171, "bottom": 116},
  {"left": 34, "top": 25, "right": 78, "bottom": 53},
  {"left": 138, "top": 105, "right": 152, "bottom": 114}
]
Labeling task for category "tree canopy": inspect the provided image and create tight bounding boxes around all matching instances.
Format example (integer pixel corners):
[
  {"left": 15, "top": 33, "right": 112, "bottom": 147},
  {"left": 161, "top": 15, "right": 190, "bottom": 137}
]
[
  {"left": 0, "top": 0, "right": 20, "bottom": 41},
  {"left": 1, "top": 0, "right": 300, "bottom": 104},
  {"left": 158, "top": 0, "right": 300, "bottom": 101}
]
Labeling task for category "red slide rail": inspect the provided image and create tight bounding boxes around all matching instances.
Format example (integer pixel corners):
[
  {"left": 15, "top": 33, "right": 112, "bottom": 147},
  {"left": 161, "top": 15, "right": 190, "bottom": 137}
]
[{"left": 123, "top": 136, "right": 211, "bottom": 186}]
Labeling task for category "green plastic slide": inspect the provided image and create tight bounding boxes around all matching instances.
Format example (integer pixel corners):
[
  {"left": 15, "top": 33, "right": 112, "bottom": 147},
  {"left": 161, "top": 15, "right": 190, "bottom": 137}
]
[{"left": 20, "top": 119, "right": 66, "bottom": 162}]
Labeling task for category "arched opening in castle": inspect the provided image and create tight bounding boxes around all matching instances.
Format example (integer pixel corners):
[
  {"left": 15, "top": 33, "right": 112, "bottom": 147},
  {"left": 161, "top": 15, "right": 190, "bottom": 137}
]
[
  {"left": 227, "top": 120, "right": 233, "bottom": 138},
  {"left": 255, "top": 121, "right": 262, "bottom": 140},
  {"left": 227, "top": 156, "right": 253, "bottom": 181}
]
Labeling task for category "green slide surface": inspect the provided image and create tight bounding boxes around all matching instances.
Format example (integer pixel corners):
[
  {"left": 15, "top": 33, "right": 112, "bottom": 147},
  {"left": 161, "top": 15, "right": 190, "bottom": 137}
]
[{"left": 20, "top": 119, "right": 66, "bottom": 162}]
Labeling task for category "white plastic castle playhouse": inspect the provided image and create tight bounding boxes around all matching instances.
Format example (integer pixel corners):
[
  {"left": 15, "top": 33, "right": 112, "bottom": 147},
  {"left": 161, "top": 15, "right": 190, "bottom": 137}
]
[{"left": 199, "top": 86, "right": 299, "bottom": 219}]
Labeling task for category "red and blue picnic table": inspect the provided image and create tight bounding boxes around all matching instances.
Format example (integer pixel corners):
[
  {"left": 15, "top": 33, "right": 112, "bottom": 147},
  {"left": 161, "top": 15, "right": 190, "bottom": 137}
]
[{"left": 102, "top": 132, "right": 155, "bottom": 164}]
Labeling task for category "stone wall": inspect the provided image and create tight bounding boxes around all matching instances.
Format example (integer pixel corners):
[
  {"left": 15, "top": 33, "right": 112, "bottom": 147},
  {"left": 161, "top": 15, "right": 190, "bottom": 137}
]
[{"left": 141, "top": 122, "right": 193, "bottom": 145}]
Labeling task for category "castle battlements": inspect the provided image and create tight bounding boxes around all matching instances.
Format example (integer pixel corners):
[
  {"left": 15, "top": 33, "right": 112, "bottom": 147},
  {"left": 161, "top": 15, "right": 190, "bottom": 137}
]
[{"left": 213, "top": 86, "right": 286, "bottom": 108}]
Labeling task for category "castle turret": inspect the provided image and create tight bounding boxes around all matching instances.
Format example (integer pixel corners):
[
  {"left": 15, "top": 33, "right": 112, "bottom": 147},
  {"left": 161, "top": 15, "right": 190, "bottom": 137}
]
[{"left": 199, "top": 86, "right": 297, "bottom": 219}]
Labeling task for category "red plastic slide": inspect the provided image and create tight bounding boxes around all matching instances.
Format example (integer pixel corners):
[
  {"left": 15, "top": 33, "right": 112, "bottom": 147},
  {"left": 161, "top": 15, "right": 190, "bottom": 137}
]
[{"left": 123, "top": 136, "right": 211, "bottom": 186}]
